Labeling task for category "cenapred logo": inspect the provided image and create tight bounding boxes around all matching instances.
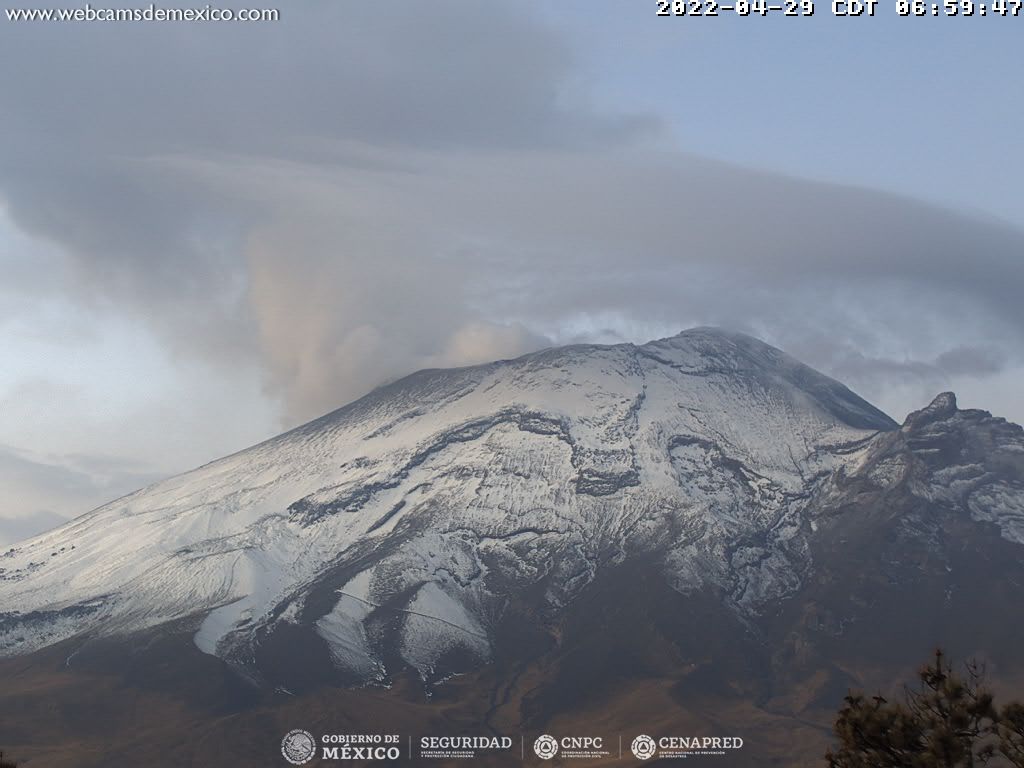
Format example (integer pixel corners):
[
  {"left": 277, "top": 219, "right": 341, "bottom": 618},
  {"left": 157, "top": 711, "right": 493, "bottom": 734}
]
[
  {"left": 631, "top": 734, "right": 744, "bottom": 760},
  {"left": 533, "top": 734, "right": 559, "bottom": 760},
  {"left": 631, "top": 734, "right": 657, "bottom": 760},
  {"left": 281, "top": 729, "right": 317, "bottom": 765}
]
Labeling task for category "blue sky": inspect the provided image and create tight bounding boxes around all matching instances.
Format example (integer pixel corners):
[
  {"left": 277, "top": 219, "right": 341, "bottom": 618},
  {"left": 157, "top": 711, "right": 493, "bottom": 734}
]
[
  {"left": 0, "top": 1, "right": 1021, "bottom": 543},
  {"left": 542, "top": 3, "right": 1023, "bottom": 225}
]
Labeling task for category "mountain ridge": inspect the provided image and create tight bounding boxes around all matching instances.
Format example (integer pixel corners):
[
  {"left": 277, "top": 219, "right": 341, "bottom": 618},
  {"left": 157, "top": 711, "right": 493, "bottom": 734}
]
[
  {"left": 0, "top": 328, "right": 1014, "bottom": 699},
  {"left": 3, "top": 328, "right": 1024, "bottom": 767}
]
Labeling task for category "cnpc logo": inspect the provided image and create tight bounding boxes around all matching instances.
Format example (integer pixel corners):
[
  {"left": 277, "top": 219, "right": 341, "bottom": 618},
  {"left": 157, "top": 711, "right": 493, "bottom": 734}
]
[
  {"left": 533, "top": 734, "right": 605, "bottom": 760},
  {"left": 533, "top": 735, "right": 559, "bottom": 760}
]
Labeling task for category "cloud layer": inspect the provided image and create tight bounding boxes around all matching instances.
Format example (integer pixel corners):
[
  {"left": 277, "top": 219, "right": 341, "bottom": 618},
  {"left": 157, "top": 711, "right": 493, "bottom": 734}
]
[
  {"left": 0, "top": 445, "right": 163, "bottom": 547},
  {"left": 1, "top": 3, "right": 1022, "bottom": 539}
]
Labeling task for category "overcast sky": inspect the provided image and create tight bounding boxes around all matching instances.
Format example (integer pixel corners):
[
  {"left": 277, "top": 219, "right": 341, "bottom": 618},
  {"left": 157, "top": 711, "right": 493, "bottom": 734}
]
[{"left": 1, "top": 1, "right": 1022, "bottom": 545}]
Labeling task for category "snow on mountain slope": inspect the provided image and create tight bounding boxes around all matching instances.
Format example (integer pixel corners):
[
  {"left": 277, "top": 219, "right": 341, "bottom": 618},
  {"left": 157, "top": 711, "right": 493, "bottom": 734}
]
[{"left": 0, "top": 328, "right": 898, "bottom": 680}]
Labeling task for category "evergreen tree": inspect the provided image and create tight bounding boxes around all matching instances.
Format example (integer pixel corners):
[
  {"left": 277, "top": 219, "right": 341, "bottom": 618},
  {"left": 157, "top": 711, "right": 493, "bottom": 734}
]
[
  {"left": 826, "top": 649, "right": 1024, "bottom": 767},
  {"left": 0, "top": 750, "right": 17, "bottom": 768},
  {"left": 997, "top": 702, "right": 1024, "bottom": 766}
]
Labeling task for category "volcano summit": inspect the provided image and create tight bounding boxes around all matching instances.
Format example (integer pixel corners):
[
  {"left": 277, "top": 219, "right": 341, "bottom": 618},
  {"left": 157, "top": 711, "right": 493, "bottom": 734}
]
[{"left": 2, "top": 328, "right": 1022, "bottom": 766}]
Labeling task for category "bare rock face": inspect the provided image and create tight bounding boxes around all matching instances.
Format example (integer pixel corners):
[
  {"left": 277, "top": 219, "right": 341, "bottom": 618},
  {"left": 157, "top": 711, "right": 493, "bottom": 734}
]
[
  {"left": 1, "top": 328, "right": 1021, "bottom": 701},
  {"left": 903, "top": 391, "right": 959, "bottom": 428}
]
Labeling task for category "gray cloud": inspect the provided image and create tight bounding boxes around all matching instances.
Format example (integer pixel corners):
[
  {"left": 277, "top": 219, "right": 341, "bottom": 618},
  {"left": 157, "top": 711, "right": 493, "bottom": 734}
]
[
  {"left": 199, "top": 148, "right": 1023, "bottom": 420},
  {"left": 934, "top": 345, "right": 1008, "bottom": 377},
  {"left": 810, "top": 343, "right": 1008, "bottom": 389},
  {"left": 1, "top": 3, "right": 651, "bottom": 159},
  {"left": 0, "top": 445, "right": 164, "bottom": 546},
  {"left": 1, "top": 1, "right": 1022, "bottom": 481},
  {"left": 0, "top": 509, "right": 67, "bottom": 550},
  {"left": 0, "top": 1, "right": 659, "bottom": 413}
]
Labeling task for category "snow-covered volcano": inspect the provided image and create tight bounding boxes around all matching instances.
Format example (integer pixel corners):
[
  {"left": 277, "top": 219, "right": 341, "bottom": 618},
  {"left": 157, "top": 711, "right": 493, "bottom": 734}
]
[{"left": 4, "top": 328, "right": 1017, "bottom": 689}]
